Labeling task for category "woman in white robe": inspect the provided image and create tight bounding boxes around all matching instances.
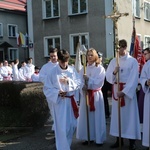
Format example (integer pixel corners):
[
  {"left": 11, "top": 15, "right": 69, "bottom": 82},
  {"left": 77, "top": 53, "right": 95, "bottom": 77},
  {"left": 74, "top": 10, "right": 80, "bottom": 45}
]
[
  {"left": 43, "top": 49, "right": 81, "bottom": 150},
  {"left": 106, "top": 39, "right": 141, "bottom": 149},
  {"left": 76, "top": 48, "right": 106, "bottom": 145},
  {"left": 140, "top": 59, "right": 150, "bottom": 148}
]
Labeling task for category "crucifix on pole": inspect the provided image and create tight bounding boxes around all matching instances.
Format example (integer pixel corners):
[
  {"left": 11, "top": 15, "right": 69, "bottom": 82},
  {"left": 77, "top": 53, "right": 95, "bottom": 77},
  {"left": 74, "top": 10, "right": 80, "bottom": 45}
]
[{"left": 104, "top": 2, "right": 129, "bottom": 150}]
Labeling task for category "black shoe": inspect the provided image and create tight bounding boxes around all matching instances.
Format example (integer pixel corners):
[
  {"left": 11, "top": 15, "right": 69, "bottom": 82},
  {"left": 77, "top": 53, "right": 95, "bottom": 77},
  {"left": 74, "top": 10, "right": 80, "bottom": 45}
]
[
  {"left": 129, "top": 144, "right": 136, "bottom": 150},
  {"left": 129, "top": 139, "right": 136, "bottom": 150},
  {"left": 110, "top": 141, "right": 124, "bottom": 148},
  {"left": 96, "top": 143, "right": 103, "bottom": 147},
  {"left": 82, "top": 140, "right": 94, "bottom": 145}
]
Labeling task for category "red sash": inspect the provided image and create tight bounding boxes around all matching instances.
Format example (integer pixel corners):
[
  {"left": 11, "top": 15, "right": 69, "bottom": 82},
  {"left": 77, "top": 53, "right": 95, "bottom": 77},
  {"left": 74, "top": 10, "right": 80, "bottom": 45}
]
[
  {"left": 112, "top": 82, "right": 125, "bottom": 107},
  {"left": 87, "top": 88, "right": 101, "bottom": 111},
  {"left": 65, "top": 95, "right": 79, "bottom": 119}
]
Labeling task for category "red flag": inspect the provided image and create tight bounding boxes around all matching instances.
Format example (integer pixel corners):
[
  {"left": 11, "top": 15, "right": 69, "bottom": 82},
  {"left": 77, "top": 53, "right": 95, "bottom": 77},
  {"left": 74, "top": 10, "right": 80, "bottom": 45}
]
[
  {"left": 130, "top": 27, "right": 145, "bottom": 73},
  {"left": 16, "top": 33, "right": 21, "bottom": 46}
]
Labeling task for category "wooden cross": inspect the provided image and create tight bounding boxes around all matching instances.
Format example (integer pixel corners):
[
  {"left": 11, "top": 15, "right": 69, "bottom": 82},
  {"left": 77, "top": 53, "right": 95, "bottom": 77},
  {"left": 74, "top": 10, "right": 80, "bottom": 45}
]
[
  {"left": 104, "top": 2, "right": 129, "bottom": 51},
  {"left": 104, "top": 2, "right": 129, "bottom": 150}
]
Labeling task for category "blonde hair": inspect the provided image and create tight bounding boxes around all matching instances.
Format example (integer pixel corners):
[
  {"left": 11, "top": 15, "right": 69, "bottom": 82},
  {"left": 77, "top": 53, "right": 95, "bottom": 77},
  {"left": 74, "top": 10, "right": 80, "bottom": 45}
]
[{"left": 86, "top": 48, "right": 100, "bottom": 67}]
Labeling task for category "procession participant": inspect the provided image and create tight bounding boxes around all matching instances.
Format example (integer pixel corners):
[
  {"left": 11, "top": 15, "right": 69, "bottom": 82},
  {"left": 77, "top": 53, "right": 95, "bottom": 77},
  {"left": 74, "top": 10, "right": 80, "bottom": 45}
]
[
  {"left": 43, "top": 49, "right": 81, "bottom": 150},
  {"left": 23, "top": 57, "right": 35, "bottom": 82},
  {"left": 106, "top": 39, "right": 141, "bottom": 150},
  {"left": 140, "top": 47, "right": 150, "bottom": 150},
  {"left": 1, "top": 60, "right": 12, "bottom": 81},
  {"left": 18, "top": 61, "right": 26, "bottom": 81},
  {"left": 76, "top": 48, "right": 106, "bottom": 146},
  {"left": 39, "top": 48, "right": 58, "bottom": 130},
  {"left": 137, "top": 47, "right": 149, "bottom": 127},
  {"left": 0, "top": 62, "right": 3, "bottom": 81},
  {"left": 98, "top": 52, "right": 111, "bottom": 118},
  {"left": 39, "top": 48, "right": 58, "bottom": 84},
  {"left": 12, "top": 59, "right": 20, "bottom": 81},
  {"left": 31, "top": 66, "right": 40, "bottom": 82}
]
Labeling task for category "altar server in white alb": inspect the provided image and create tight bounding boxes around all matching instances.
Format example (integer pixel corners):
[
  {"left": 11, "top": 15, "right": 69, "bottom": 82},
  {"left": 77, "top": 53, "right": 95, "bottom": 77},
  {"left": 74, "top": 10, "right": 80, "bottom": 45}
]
[
  {"left": 43, "top": 49, "right": 81, "bottom": 150},
  {"left": 23, "top": 57, "right": 35, "bottom": 82},
  {"left": 106, "top": 39, "right": 141, "bottom": 150},
  {"left": 39, "top": 48, "right": 58, "bottom": 84},
  {"left": 31, "top": 66, "right": 40, "bottom": 82},
  {"left": 1, "top": 60, "right": 12, "bottom": 81},
  {"left": 76, "top": 48, "right": 106, "bottom": 146},
  {"left": 39, "top": 48, "right": 58, "bottom": 130},
  {"left": 140, "top": 47, "right": 150, "bottom": 150},
  {"left": 12, "top": 59, "right": 20, "bottom": 81}
]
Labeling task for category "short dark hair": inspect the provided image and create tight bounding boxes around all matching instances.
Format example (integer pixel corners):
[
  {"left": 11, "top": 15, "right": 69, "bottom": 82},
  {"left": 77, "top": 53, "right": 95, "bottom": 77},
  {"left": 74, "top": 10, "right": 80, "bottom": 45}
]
[
  {"left": 57, "top": 49, "right": 70, "bottom": 62},
  {"left": 142, "top": 47, "right": 150, "bottom": 53},
  {"left": 49, "top": 48, "right": 58, "bottom": 54},
  {"left": 35, "top": 66, "right": 40, "bottom": 70},
  {"left": 119, "top": 39, "right": 127, "bottom": 48}
]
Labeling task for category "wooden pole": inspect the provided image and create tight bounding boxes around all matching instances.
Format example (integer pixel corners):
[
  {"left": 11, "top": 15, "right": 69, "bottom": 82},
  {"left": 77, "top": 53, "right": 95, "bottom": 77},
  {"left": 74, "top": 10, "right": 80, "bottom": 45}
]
[
  {"left": 82, "top": 52, "right": 90, "bottom": 145},
  {"left": 104, "top": 2, "right": 129, "bottom": 149}
]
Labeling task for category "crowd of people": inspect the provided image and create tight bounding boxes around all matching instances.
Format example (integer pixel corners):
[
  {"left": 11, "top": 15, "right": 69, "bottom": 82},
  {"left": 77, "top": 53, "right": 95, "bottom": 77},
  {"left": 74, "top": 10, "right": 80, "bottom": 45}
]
[
  {"left": 0, "top": 39, "right": 150, "bottom": 150},
  {"left": 42, "top": 40, "right": 150, "bottom": 150},
  {"left": 0, "top": 57, "right": 40, "bottom": 82}
]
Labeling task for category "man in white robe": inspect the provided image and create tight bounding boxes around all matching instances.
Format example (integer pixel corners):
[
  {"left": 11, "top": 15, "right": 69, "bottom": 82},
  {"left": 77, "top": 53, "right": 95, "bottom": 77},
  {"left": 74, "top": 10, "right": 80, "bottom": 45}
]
[
  {"left": 23, "top": 57, "right": 35, "bottom": 81},
  {"left": 18, "top": 61, "right": 26, "bottom": 81},
  {"left": 1, "top": 60, "right": 12, "bottom": 81},
  {"left": 106, "top": 39, "right": 141, "bottom": 150},
  {"left": 140, "top": 47, "right": 150, "bottom": 149},
  {"left": 43, "top": 49, "right": 81, "bottom": 150},
  {"left": 12, "top": 59, "right": 20, "bottom": 81},
  {"left": 39, "top": 48, "right": 58, "bottom": 130}
]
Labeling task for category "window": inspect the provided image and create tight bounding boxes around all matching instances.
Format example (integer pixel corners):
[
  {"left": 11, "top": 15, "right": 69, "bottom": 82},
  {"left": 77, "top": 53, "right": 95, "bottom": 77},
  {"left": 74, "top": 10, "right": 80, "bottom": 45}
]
[
  {"left": 69, "top": 33, "right": 89, "bottom": 55},
  {"left": 8, "top": 48, "right": 19, "bottom": 61},
  {"left": 7, "top": 24, "right": 17, "bottom": 38},
  {"left": 0, "top": 23, "right": 3, "bottom": 37},
  {"left": 68, "top": 0, "right": 87, "bottom": 15},
  {"left": 44, "top": 35, "right": 61, "bottom": 56},
  {"left": 144, "top": 35, "right": 150, "bottom": 48},
  {"left": 42, "top": 0, "right": 60, "bottom": 19},
  {"left": 144, "top": 2, "right": 150, "bottom": 21},
  {"left": 134, "top": 0, "right": 140, "bottom": 18}
]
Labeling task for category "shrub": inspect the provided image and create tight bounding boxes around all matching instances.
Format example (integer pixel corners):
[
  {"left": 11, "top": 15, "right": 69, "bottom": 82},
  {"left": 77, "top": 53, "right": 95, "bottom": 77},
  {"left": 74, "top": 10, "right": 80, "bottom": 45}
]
[{"left": 0, "top": 81, "right": 49, "bottom": 128}]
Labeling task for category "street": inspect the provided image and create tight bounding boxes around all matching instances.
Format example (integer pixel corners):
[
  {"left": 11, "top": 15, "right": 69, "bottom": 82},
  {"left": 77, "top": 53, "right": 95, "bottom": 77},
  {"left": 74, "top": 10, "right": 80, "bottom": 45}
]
[{"left": 0, "top": 118, "right": 146, "bottom": 150}]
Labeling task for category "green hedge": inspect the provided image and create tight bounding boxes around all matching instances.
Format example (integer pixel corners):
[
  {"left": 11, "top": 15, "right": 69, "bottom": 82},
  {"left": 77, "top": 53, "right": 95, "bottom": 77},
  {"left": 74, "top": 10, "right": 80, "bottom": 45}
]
[{"left": 0, "top": 81, "right": 49, "bottom": 128}]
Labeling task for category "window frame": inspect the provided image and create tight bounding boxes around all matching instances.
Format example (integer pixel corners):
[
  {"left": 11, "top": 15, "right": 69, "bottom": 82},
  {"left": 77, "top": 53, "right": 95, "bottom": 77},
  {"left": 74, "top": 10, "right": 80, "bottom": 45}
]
[
  {"left": 144, "top": 1, "right": 150, "bottom": 21},
  {"left": 69, "top": 32, "right": 89, "bottom": 55},
  {"left": 68, "top": 0, "right": 88, "bottom": 16},
  {"left": 43, "top": 35, "right": 61, "bottom": 57},
  {"left": 144, "top": 35, "right": 150, "bottom": 48},
  {"left": 42, "top": 0, "right": 60, "bottom": 19},
  {"left": 0, "top": 23, "right": 3, "bottom": 37},
  {"left": 7, "top": 24, "right": 18, "bottom": 38},
  {"left": 134, "top": 0, "right": 141, "bottom": 18},
  {"left": 8, "top": 48, "right": 19, "bottom": 61}
]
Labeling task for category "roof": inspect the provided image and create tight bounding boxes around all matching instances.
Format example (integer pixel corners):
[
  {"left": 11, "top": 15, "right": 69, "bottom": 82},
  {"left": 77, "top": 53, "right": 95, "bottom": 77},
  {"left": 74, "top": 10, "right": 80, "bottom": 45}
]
[
  {"left": 0, "top": 41, "right": 13, "bottom": 47},
  {"left": 0, "top": 0, "right": 26, "bottom": 12}
]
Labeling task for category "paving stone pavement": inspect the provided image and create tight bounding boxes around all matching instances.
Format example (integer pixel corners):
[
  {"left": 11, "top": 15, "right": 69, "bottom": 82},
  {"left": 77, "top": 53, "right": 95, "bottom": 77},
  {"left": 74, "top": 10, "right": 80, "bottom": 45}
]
[
  {"left": 0, "top": 98, "right": 148, "bottom": 150},
  {"left": 0, "top": 118, "right": 147, "bottom": 150}
]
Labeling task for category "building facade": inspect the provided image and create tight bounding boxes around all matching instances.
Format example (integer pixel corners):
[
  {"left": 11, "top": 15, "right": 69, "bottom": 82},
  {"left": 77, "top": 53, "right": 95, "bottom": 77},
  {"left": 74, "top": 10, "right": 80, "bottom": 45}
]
[
  {"left": 0, "top": 0, "right": 27, "bottom": 63},
  {"left": 27, "top": 0, "right": 150, "bottom": 67}
]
